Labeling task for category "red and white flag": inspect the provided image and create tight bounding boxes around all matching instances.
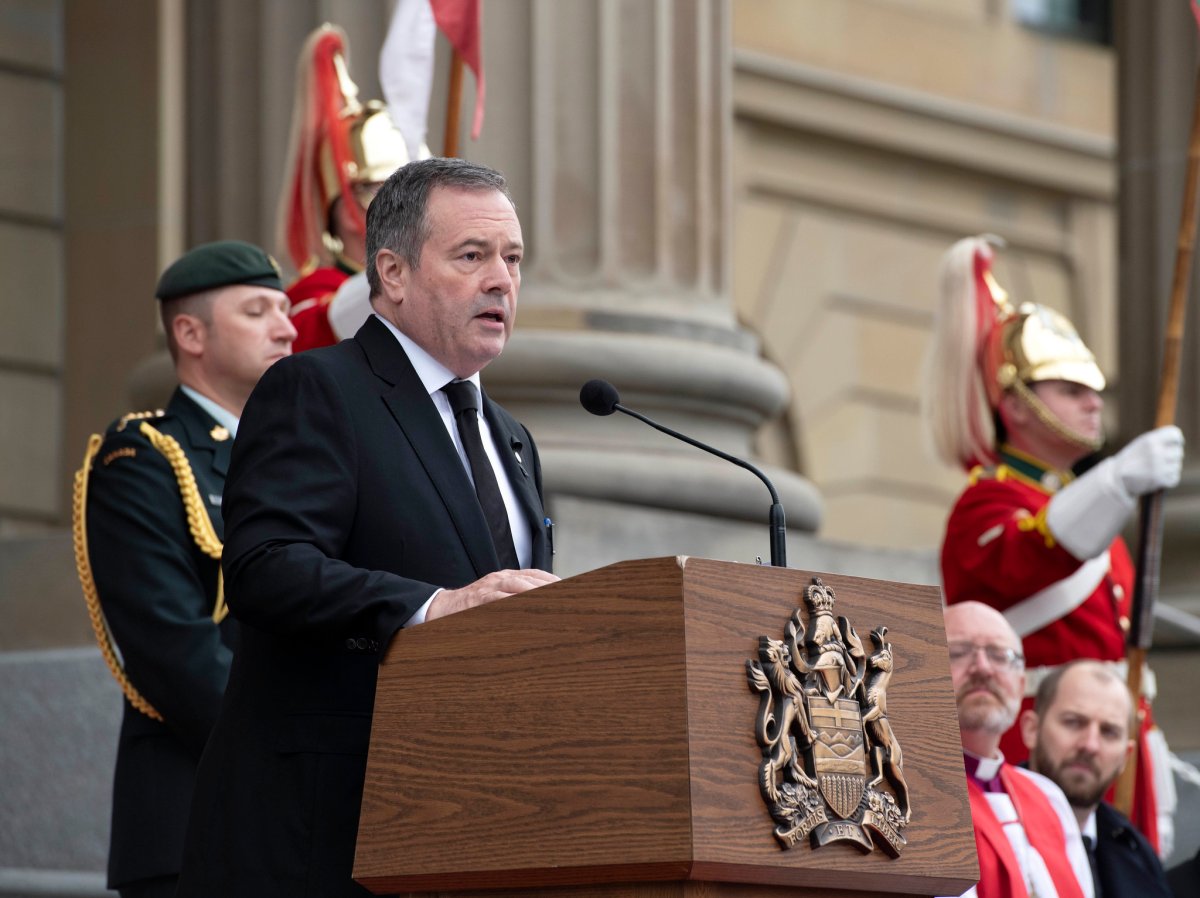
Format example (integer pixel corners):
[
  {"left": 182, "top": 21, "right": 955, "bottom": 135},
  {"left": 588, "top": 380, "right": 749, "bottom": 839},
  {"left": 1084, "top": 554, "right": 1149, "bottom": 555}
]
[{"left": 380, "top": 0, "right": 484, "bottom": 159}]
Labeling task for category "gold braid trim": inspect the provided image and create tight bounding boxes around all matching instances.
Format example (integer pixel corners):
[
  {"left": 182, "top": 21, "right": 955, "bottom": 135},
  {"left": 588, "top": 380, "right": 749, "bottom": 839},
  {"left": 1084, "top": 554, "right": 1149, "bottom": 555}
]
[
  {"left": 1016, "top": 504, "right": 1058, "bottom": 550},
  {"left": 73, "top": 434, "right": 164, "bottom": 721},
  {"left": 138, "top": 422, "right": 227, "bottom": 624}
]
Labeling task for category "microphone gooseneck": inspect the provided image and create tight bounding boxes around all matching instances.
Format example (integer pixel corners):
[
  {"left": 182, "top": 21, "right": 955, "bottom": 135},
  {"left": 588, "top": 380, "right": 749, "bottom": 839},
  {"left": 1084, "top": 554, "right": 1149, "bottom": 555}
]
[{"left": 578, "top": 379, "right": 788, "bottom": 567}]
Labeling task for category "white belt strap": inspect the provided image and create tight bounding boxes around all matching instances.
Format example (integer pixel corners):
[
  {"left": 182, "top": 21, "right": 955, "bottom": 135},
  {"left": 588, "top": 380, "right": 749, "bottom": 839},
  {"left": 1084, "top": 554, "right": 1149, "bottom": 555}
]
[{"left": 1002, "top": 550, "right": 1110, "bottom": 638}]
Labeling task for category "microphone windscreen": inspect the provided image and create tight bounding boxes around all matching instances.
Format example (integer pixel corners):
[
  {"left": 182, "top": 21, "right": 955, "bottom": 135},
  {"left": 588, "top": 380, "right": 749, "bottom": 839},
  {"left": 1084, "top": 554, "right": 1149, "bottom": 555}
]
[{"left": 579, "top": 379, "right": 620, "bottom": 416}]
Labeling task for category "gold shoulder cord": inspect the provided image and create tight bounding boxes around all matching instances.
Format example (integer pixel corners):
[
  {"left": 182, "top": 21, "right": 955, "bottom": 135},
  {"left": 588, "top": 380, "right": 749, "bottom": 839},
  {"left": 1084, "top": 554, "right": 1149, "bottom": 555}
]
[
  {"left": 137, "top": 421, "right": 227, "bottom": 625},
  {"left": 73, "top": 434, "right": 164, "bottom": 721},
  {"left": 72, "top": 423, "right": 228, "bottom": 722}
]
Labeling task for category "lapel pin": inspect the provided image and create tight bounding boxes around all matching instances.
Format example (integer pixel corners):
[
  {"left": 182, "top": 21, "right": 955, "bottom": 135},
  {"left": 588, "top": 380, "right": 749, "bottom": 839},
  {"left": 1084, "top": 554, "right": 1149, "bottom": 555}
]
[{"left": 210, "top": 425, "right": 231, "bottom": 442}]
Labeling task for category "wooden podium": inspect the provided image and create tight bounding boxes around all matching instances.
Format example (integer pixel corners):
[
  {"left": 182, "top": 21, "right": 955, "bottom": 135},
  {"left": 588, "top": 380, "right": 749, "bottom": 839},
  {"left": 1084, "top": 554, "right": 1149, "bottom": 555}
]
[{"left": 354, "top": 557, "right": 978, "bottom": 897}]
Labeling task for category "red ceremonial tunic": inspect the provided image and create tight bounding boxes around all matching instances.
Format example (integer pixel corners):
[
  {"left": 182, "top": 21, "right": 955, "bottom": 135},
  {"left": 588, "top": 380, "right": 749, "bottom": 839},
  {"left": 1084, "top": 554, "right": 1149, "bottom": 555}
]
[
  {"left": 285, "top": 266, "right": 350, "bottom": 353},
  {"left": 941, "top": 446, "right": 1160, "bottom": 851}
]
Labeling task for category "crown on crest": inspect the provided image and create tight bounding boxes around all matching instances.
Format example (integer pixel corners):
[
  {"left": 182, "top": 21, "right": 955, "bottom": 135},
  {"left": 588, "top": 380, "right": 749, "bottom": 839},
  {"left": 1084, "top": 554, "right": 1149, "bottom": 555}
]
[{"left": 804, "top": 578, "right": 837, "bottom": 614}]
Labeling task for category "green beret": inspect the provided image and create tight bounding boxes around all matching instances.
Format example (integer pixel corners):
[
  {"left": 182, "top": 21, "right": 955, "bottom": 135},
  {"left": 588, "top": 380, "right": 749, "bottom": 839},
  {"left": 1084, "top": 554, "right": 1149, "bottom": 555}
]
[{"left": 155, "top": 240, "right": 285, "bottom": 301}]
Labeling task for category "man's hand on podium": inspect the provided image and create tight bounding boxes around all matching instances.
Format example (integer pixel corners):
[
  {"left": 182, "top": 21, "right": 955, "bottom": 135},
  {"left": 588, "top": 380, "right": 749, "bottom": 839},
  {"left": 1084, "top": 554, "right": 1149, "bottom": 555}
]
[{"left": 427, "top": 568, "right": 560, "bottom": 621}]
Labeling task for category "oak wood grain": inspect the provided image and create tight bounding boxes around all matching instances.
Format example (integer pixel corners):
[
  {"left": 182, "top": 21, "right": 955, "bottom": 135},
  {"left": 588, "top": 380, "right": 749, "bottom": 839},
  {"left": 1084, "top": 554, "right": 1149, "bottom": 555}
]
[{"left": 354, "top": 557, "right": 976, "bottom": 897}]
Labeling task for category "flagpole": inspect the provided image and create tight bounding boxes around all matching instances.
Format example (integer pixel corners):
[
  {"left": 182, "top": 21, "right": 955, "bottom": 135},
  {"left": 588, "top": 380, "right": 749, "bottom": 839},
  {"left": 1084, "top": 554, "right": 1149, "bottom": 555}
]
[
  {"left": 1112, "top": 60, "right": 1200, "bottom": 819},
  {"left": 442, "top": 48, "right": 464, "bottom": 158}
]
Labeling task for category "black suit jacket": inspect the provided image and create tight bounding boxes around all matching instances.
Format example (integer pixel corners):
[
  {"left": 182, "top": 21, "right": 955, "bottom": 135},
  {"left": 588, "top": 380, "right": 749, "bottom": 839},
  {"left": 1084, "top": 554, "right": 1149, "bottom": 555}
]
[
  {"left": 86, "top": 388, "right": 235, "bottom": 888},
  {"left": 178, "top": 316, "right": 550, "bottom": 898},
  {"left": 1093, "top": 801, "right": 1173, "bottom": 898},
  {"left": 1167, "top": 844, "right": 1200, "bottom": 898}
]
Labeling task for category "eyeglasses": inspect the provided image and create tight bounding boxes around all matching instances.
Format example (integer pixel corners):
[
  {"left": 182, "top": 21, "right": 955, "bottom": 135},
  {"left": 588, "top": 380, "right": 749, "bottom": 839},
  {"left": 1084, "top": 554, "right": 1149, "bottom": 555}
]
[{"left": 947, "top": 641, "right": 1024, "bottom": 671}]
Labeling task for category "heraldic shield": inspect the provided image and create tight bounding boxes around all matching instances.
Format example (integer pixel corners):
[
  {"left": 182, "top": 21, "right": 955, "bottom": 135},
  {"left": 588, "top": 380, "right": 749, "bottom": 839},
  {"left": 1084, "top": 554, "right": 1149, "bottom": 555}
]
[
  {"left": 810, "top": 696, "right": 867, "bottom": 819},
  {"left": 746, "top": 577, "right": 911, "bottom": 857}
]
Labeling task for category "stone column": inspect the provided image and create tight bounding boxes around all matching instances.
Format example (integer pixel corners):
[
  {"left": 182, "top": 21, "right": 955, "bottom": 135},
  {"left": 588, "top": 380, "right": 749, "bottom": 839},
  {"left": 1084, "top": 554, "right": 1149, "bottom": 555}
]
[
  {"left": 473, "top": 0, "right": 820, "bottom": 575},
  {"left": 1116, "top": 4, "right": 1200, "bottom": 631},
  {"left": 155, "top": 0, "right": 819, "bottom": 576}
]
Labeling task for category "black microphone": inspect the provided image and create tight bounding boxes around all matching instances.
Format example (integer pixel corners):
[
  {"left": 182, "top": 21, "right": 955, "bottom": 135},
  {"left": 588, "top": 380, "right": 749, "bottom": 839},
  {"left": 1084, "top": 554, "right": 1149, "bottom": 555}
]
[{"left": 579, "top": 379, "right": 787, "bottom": 567}]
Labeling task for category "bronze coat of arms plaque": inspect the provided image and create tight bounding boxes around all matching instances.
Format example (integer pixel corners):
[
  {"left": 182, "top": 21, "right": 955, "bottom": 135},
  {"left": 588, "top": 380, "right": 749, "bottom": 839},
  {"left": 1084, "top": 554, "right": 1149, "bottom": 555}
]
[{"left": 746, "top": 577, "right": 911, "bottom": 856}]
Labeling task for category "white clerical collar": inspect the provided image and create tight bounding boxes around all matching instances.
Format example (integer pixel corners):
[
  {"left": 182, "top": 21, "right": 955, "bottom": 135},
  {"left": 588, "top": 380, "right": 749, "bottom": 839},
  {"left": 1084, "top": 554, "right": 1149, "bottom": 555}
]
[
  {"left": 180, "top": 384, "right": 240, "bottom": 438},
  {"left": 965, "top": 748, "right": 1005, "bottom": 781},
  {"left": 1082, "top": 809, "right": 1098, "bottom": 842},
  {"left": 373, "top": 313, "right": 482, "bottom": 396}
]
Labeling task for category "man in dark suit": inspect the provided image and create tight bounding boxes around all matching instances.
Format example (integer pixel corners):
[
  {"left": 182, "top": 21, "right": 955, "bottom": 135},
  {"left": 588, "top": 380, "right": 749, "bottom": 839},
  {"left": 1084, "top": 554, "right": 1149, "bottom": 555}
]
[
  {"left": 176, "top": 157, "right": 558, "bottom": 897},
  {"left": 1020, "top": 659, "right": 1174, "bottom": 898},
  {"left": 78, "top": 241, "right": 296, "bottom": 898}
]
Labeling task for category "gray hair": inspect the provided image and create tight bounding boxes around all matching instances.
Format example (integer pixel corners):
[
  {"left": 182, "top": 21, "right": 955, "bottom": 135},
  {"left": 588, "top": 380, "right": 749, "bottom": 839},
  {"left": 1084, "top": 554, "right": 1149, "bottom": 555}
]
[{"left": 365, "top": 157, "right": 512, "bottom": 297}]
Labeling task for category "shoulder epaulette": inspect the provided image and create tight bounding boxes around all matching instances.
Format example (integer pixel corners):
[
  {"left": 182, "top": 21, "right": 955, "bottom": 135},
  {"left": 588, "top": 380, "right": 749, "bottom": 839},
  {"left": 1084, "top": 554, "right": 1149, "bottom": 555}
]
[
  {"left": 967, "top": 464, "right": 999, "bottom": 486},
  {"left": 115, "top": 408, "right": 165, "bottom": 432}
]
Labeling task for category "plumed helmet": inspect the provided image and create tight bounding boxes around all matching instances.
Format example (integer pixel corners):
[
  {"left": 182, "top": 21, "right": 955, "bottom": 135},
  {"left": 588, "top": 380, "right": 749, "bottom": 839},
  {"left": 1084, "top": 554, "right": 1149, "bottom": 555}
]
[
  {"left": 277, "top": 24, "right": 428, "bottom": 274},
  {"left": 922, "top": 235, "right": 1105, "bottom": 470}
]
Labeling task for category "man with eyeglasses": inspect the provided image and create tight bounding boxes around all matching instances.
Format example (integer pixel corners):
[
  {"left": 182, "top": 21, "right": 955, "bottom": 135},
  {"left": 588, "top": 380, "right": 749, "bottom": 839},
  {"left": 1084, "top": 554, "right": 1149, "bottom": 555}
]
[
  {"left": 1020, "top": 660, "right": 1172, "bottom": 898},
  {"left": 943, "top": 601, "right": 1094, "bottom": 898}
]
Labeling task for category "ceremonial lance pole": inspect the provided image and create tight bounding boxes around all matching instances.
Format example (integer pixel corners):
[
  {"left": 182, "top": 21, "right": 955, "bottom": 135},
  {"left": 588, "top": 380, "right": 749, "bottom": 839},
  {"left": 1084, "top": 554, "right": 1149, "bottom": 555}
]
[
  {"left": 442, "top": 47, "right": 465, "bottom": 159},
  {"left": 1113, "top": 62, "right": 1200, "bottom": 817}
]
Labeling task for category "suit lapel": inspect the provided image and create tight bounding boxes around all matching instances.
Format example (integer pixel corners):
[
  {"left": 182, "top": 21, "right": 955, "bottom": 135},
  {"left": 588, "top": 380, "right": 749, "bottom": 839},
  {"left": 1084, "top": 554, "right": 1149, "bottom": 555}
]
[{"left": 356, "top": 317, "right": 500, "bottom": 578}]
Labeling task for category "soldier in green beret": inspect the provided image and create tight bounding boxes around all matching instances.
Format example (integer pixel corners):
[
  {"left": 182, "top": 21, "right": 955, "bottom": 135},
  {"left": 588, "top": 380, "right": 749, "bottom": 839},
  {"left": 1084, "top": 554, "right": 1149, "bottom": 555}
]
[{"left": 73, "top": 240, "right": 297, "bottom": 898}]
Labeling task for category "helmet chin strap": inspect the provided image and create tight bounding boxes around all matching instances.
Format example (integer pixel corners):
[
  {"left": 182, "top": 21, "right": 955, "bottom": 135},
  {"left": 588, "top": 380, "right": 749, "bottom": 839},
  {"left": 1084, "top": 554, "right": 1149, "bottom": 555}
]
[
  {"left": 1010, "top": 379, "right": 1104, "bottom": 455},
  {"left": 321, "top": 231, "right": 364, "bottom": 275}
]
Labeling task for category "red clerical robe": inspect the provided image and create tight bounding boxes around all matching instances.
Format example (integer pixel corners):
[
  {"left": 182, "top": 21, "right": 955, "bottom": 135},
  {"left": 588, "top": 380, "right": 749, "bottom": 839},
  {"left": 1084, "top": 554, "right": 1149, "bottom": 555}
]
[{"left": 968, "top": 766, "right": 1086, "bottom": 898}]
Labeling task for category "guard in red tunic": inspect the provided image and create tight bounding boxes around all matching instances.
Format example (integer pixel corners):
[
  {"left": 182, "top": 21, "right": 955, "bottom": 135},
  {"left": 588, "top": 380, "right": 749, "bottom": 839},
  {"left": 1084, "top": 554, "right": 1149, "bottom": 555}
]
[
  {"left": 923, "top": 235, "right": 1184, "bottom": 856},
  {"left": 277, "top": 24, "right": 424, "bottom": 351}
]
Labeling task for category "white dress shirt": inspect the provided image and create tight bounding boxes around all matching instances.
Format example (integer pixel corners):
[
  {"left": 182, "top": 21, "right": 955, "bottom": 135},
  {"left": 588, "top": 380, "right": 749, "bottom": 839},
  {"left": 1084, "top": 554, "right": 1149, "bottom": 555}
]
[{"left": 373, "top": 314, "right": 534, "bottom": 624}]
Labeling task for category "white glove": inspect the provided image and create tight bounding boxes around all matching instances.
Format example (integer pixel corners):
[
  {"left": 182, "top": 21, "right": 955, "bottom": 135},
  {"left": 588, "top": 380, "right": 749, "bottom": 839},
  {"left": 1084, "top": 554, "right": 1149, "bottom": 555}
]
[
  {"left": 1114, "top": 425, "right": 1184, "bottom": 496},
  {"left": 1046, "top": 425, "right": 1185, "bottom": 560}
]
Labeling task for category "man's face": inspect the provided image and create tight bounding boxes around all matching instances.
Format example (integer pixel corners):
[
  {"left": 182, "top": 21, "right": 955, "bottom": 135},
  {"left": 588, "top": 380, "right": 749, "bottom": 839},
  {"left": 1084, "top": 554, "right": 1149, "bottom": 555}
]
[
  {"left": 1030, "top": 379, "right": 1104, "bottom": 445},
  {"left": 1026, "top": 667, "right": 1132, "bottom": 812},
  {"left": 945, "top": 604, "right": 1025, "bottom": 737},
  {"left": 392, "top": 186, "right": 522, "bottom": 378},
  {"left": 203, "top": 284, "right": 296, "bottom": 394}
]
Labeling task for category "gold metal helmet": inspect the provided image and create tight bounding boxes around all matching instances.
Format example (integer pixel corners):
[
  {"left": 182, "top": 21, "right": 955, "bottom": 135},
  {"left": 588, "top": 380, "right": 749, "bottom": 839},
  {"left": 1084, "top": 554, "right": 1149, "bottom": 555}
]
[
  {"left": 988, "top": 303, "right": 1106, "bottom": 402},
  {"left": 278, "top": 24, "right": 427, "bottom": 275},
  {"left": 923, "top": 236, "right": 1106, "bottom": 470}
]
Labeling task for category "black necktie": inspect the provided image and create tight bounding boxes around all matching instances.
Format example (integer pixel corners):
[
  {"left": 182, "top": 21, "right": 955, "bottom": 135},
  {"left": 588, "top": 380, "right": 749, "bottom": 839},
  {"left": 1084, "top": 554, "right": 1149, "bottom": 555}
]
[
  {"left": 442, "top": 380, "right": 520, "bottom": 570},
  {"left": 1082, "top": 834, "right": 1103, "bottom": 898}
]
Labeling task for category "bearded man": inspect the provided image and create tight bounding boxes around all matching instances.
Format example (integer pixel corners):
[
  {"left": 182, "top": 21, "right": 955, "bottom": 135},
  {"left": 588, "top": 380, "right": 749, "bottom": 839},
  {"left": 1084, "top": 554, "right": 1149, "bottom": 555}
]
[{"left": 1021, "top": 660, "right": 1172, "bottom": 898}]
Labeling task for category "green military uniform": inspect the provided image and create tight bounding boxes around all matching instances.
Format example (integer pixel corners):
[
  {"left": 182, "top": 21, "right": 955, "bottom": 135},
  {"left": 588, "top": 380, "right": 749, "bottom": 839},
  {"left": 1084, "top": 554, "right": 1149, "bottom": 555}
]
[
  {"left": 74, "top": 240, "right": 284, "bottom": 897},
  {"left": 84, "top": 389, "right": 233, "bottom": 889}
]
